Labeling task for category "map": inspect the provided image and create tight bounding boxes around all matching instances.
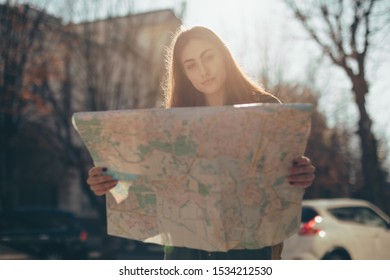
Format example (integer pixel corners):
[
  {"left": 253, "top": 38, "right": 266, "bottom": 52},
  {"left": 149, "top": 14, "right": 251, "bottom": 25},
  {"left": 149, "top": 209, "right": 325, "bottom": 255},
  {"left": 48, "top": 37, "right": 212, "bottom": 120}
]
[{"left": 72, "top": 103, "right": 313, "bottom": 252}]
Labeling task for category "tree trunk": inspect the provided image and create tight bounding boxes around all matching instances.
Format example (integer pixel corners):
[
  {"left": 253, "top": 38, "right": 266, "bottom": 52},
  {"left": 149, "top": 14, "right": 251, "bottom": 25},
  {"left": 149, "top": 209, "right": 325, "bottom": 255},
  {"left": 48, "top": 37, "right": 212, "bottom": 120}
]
[
  {"left": 0, "top": 65, "right": 22, "bottom": 210},
  {"left": 0, "top": 118, "right": 9, "bottom": 210},
  {"left": 352, "top": 75, "right": 385, "bottom": 207}
]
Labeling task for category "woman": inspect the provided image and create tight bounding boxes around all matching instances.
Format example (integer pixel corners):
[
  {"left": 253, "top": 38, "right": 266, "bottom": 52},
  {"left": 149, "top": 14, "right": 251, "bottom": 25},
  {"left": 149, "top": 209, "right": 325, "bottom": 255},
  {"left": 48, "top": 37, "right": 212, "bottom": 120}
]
[{"left": 87, "top": 26, "right": 315, "bottom": 260}]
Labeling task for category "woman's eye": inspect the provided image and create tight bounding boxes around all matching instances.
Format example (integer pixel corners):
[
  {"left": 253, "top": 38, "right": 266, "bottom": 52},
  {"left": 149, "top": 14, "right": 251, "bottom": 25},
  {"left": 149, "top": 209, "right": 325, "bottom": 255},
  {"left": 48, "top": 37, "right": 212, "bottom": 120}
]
[
  {"left": 205, "top": 54, "right": 214, "bottom": 61},
  {"left": 185, "top": 63, "right": 196, "bottom": 70}
]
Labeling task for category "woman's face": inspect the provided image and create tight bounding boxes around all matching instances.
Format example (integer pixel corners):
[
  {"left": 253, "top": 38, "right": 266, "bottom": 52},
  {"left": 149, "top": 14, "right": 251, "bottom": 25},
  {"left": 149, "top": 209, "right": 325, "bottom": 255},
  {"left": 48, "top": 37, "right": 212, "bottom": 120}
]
[{"left": 180, "top": 39, "right": 227, "bottom": 104}]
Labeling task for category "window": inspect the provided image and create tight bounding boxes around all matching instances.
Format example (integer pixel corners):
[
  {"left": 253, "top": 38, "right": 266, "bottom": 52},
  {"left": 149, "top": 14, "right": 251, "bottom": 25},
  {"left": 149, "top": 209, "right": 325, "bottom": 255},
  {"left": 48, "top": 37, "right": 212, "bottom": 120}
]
[
  {"left": 329, "top": 206, "right": 387, "bottom": 229},
  {"left": 301, "top": 207, "right": 319, "bottom": 223}
]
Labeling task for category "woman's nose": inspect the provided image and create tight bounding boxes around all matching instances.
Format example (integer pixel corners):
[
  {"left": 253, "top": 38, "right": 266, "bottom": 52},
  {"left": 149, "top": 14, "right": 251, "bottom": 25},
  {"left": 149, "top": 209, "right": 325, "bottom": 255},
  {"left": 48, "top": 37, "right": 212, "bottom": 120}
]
[{"left": 199, "top": 63, "right": 209, "bottom": 76}]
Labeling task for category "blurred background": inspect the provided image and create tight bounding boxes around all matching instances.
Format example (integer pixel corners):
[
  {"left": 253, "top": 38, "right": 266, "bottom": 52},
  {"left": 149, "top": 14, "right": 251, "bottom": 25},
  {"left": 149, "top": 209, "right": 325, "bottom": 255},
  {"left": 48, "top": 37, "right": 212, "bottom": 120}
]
[{"left": 0, "top": 0, "right": 389, "bottom": 259}]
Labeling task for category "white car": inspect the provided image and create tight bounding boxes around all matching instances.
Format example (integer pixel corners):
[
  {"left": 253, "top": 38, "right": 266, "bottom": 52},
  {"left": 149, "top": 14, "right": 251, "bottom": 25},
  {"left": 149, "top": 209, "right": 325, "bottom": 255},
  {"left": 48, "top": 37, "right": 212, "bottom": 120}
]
[{"left": 282, "top": 198, "right": 390, "bottom": 260}]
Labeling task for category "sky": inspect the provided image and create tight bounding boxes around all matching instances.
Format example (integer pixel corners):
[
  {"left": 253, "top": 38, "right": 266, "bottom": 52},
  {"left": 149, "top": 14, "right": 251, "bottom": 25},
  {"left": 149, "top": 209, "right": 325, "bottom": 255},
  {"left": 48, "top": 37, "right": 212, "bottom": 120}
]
[{"left": 2, "top": 0, "right": 390, "bottom": 165}]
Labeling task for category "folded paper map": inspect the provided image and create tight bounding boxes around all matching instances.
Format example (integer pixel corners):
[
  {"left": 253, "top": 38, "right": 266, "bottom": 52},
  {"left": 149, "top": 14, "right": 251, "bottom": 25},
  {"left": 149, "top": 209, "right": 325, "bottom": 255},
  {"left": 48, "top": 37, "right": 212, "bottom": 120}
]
[{"left": 72, "top": 103, "right": 313, "bottom": 252}]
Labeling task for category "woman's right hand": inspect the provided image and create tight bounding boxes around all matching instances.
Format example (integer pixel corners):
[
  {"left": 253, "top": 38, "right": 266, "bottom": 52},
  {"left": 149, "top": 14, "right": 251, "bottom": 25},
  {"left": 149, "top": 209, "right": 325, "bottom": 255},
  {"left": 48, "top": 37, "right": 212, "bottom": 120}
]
[{"left": 86, "top": 167, "right": 118, "bottom": 196}]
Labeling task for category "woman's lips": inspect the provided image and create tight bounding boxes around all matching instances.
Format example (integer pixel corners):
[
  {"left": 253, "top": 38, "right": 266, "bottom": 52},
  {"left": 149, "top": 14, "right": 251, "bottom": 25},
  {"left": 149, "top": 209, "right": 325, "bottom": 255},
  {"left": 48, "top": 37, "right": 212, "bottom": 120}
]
[{"left": 202, "top": 78, "right": 216, "bottom": 86}]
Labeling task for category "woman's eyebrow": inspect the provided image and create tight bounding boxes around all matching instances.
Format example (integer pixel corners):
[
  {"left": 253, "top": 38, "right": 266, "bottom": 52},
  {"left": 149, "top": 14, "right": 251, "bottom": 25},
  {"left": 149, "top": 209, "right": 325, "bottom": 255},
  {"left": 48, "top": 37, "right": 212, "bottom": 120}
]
[
  {"left": 183, "top": 58, "right": 195, "bottom": 64},
  {"left": 200, "top": 49, "right": 213, "bottom": 58}
]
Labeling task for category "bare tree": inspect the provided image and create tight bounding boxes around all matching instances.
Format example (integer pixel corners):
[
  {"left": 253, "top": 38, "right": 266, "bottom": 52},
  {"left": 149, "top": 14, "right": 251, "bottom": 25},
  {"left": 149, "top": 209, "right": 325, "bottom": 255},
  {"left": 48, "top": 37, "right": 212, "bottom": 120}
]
[
  {"left": 0, "top": 2, "right": 54, "bottom": 209},
  {"left": 284, "top": 0, "right": 389, "bottom": 208}
]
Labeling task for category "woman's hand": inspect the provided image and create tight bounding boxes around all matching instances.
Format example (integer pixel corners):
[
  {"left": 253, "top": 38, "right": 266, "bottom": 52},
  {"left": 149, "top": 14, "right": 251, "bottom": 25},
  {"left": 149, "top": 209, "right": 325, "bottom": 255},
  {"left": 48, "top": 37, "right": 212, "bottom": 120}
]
[
  {"left": 288, "top": 156, "right": 315, "bottom": 188},
  {"left": 86, "top": 167, "right": 118, "bottom": 196}
]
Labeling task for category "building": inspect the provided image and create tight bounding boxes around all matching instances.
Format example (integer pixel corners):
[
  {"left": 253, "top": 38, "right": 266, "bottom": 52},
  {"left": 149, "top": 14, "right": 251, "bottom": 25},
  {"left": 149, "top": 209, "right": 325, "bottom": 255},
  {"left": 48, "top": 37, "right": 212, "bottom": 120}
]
[{"left": 68, "top": 9, "right": 181, "bottom": 110}]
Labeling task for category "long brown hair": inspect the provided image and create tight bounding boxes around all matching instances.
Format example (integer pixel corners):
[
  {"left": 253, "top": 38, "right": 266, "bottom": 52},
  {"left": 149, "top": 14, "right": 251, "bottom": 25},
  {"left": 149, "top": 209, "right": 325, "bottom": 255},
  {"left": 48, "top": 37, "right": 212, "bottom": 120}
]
[{"left": 163, "top": 26, "right": 280, "bottom": 108}]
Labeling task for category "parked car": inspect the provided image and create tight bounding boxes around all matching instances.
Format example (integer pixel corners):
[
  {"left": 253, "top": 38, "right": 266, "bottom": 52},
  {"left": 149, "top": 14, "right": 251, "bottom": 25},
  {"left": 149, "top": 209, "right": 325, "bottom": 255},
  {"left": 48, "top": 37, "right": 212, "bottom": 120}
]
[
  {"left": 282, "top": 198, "right": 390, "bottom": 260},
  {"left": 0, "top": 208, "right": 89, "bottom": 260}
]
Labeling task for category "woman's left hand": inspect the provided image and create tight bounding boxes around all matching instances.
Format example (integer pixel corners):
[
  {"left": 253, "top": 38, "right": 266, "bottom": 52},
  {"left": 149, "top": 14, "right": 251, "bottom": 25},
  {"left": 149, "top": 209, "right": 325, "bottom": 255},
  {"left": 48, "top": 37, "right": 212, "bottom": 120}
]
[{"left": 288, "top": 156, "right": 315, "bottom": 188}]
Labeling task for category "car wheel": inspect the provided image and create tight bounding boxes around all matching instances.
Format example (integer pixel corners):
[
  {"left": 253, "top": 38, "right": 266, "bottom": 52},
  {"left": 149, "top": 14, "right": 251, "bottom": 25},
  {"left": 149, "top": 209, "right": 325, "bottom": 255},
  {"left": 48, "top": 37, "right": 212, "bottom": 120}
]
[{"left": 323, "top": 251, "right": 350, "bottom": 260}]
